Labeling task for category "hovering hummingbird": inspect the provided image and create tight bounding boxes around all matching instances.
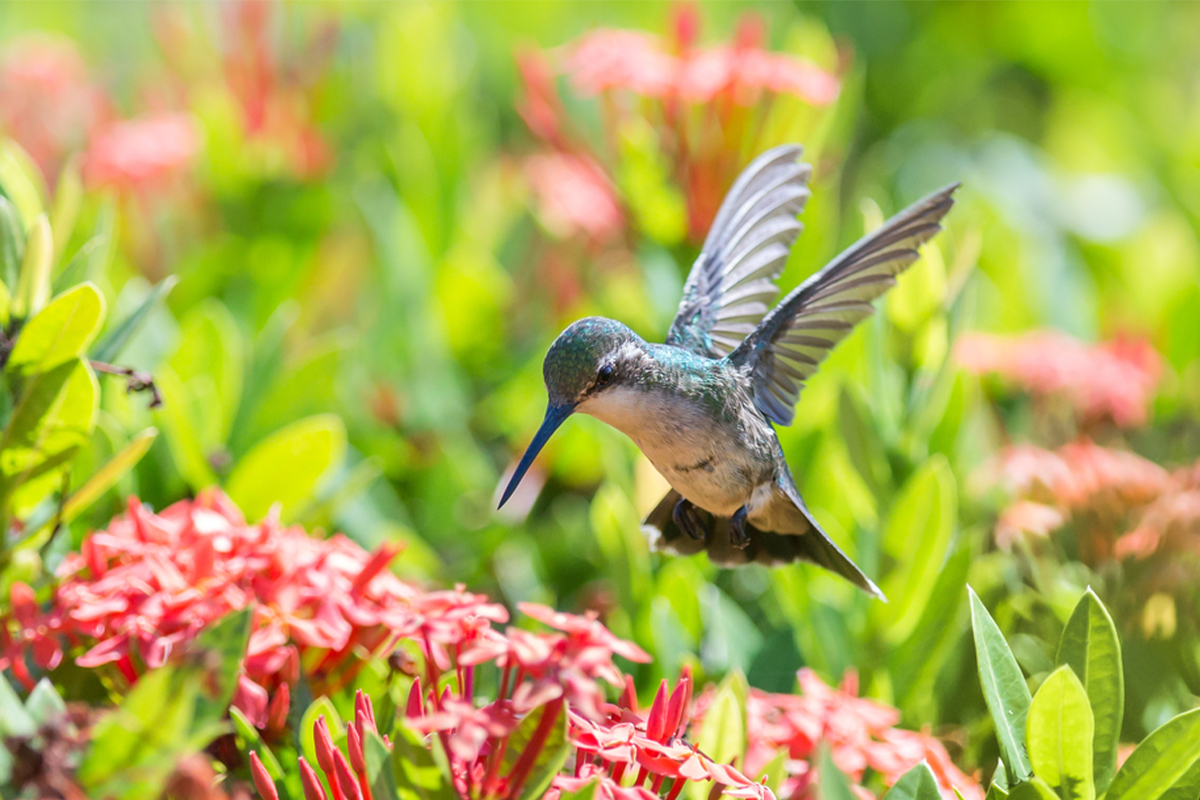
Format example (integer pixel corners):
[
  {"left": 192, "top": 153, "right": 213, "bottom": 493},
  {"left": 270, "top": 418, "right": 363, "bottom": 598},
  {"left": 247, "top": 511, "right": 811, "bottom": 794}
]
[{"left": 499, "top": 144, "right": 958, "bottom": 599}]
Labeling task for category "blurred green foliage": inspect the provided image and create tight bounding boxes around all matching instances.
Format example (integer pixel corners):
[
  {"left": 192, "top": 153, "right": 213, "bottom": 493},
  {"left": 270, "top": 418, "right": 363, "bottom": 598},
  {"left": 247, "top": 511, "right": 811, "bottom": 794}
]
[{"left": 1, "top": 0, "right": 1199, "bottom": 788}]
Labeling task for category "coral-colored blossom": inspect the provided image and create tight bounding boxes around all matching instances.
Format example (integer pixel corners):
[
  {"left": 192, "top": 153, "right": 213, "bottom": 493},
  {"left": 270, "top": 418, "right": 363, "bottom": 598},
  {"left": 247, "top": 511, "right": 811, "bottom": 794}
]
[
  {"left": 0, "top": 490, "right": 416, "bottom": 720},
  {"left": 83, "top": 113, "right": 200, "bottom": 189},
  {"left": 524, "top": 152, "right": 625, "bottom": 243},
  {"left": 955, "top": 331, "right": 1162, "bottom": 428}
]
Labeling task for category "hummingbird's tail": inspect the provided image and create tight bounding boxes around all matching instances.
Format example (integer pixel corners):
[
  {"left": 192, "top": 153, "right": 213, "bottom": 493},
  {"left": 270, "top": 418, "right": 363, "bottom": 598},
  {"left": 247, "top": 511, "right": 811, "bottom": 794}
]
[{"left": 641, "top": 489, "right": 885, "bottom": 600}]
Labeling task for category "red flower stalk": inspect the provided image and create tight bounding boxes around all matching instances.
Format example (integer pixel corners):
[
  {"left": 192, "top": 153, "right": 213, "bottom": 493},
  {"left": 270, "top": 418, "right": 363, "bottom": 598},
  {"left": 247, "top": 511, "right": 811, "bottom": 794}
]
[{"left": 955, "top": 331, "right": 1163, "bottom": 428}]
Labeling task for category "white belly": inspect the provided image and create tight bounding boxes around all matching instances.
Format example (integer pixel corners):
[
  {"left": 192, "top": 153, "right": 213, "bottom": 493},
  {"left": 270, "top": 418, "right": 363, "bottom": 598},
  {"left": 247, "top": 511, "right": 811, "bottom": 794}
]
[{"left": 579, "top": 386, "right": 760, "bottom": 516}]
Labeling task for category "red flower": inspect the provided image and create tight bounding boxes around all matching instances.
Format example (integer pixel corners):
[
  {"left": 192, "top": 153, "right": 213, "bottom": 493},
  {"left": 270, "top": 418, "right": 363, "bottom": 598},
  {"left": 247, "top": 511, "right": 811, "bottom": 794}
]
[
  {"left": 83, "top": 113, "right": 200, "bottom": 190},
  {"left": 0, "top": 34, "right": 107, "bottom": 179},
  {"left": 955, "top": 331, "right": 1162, "bottom": 428},
  {"left": 524, "top": 152, "right": 625, "bottom": 243}
]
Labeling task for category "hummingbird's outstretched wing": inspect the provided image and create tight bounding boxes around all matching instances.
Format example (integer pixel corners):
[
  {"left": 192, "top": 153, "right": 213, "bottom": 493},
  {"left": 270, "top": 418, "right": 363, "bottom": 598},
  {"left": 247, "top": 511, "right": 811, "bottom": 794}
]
[
  {"left": 666, "top": 144, "right": 812, "bottom": 359},
  {"left": 729, "top": 183, "right": 960, "bottom": 425}
]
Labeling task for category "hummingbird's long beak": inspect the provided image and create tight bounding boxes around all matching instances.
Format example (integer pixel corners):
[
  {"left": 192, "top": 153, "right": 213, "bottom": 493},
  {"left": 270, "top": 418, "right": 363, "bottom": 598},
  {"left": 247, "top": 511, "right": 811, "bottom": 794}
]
[{"left": 498, "top": 402, "right": 575, "bottom": 509}]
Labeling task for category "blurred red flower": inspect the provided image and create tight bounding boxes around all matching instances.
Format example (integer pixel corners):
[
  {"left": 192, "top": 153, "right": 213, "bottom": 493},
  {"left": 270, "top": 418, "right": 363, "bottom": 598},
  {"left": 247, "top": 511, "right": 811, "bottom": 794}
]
[
  {"left": 83, "top": 113, "right": 201, "bottom": 190},
  {"left": 0, "top": 34, "right": 108, "bottom": 179},
  {"left": 524, "top": 152, "right": 625, "bottom": 243},
  {"left": 0, "top": 489, "right": 414, "bottom": 726},
  {"left": 955, "top": 331, "right": 1162, "bottom": 428}
]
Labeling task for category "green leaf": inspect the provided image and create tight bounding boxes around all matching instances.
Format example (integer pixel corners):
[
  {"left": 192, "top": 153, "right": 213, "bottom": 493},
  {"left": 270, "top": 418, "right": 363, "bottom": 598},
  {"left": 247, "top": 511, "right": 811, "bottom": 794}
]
[
  {"left": 1055, "top": 588, "right": 1123, "bottom": 794},
  {"left": 1026, "top": 666, "right": 1094, "bottom": 800},
  {"left": 985, "top": 784, "right": 1010, "bottom": 800},
  {"left": 226, "top": 414, "right": 347, "bottom": 521},
  {"left": 1105, "top": 707, "right": 1200, "bottom": 800},
  {"left": 1006, "top": 779, "right": 1059, "bottom": 800},
  {"left": 0, "top": 139, "right": 46, "bottom": 226},
  {"left": 881, "top": 455, "right": 957, "bottom": 642},
  {"left": 0, "top": 675, "right": 37, "bottom": 738},
  {"left": 49, "top": 156, "right": 82, "bottom": 262},
  {"left": 299, "top": 696, "right": 343, "bottom": 769},
  {"left": 230, "top": 706, "right": 285, "bottom": 781},
  {"left": 25, "top": 678, "right": 67, "bottom": 726},
  {"left": 167, "top": 299, "right": 244, "bottom": 448},
  {"left": 12, "top": 213, "right": 52, "bottom": 318},
  {"left": 969, "top": 586, "right": 1033, "bottom": 782},
  {"left": 817, "top": 745, "right": 858, "bottom": 800},
  {"left": 0, "top": 358, "right": 97, "bottom": 499},
  {"left": 689, "top": 673, "right": 748, "bottom": 800},
  {"left": 91, "top": 276, "right": 178, "bottom": 363},
  {"left": 0, "top": 195, "right": 24, "bottom": 293},
  {"left": 155, "top": 364, "right": 218, "bottom": 489},
  {"left": 193, "top": 607, "right": 253, "bottom": 727},
  {"left": 17, "top": 427, "right": 157, "bottom": 551},
  {"left": 883, "top": 762, "right": 944, "bottom": 800},
  {"left": 501, "top": 702, "right": 571, "bottom": 800},
  {"left": 393, "top": 724, "right": 456, "bottom": 800},
  {"left": 8, "top": 283, "right": 107, "bottom": 375},
  {"left": 556, "top": 780, "right": 599, "bottom": 800},
  {"left": 365, "top": 729, "right": 399, "bottom": 800}
]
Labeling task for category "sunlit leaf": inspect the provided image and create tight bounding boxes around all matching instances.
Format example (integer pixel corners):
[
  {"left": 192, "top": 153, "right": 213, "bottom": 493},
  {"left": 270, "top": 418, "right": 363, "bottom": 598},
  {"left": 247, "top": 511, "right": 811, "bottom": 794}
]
[
  {"left": 1055, "top": 588, "right": 1123, "bottom": 794},
  {"left": 192, "top": 607, "right": 253, "bottom": 726},
  {"left": 12, "top": 213, "right": 52, "bottom": 318},
  {"left": 689, "top": 673, "right": 747, "bottom": 800},
  {"left": 7, "top": 282, "right": 106, "bottom": 375},
  {"left": 393, "top": 723, "right": 456, "bottom": 800},
  {"left": 1005, "top": 779, "right": 1059, "bottom": 800},
  {"left": 1026, "top": 666, "right": 1094, "bottom": 800},
  {"left": 818, "top": 745, "right": 858, "bottom": 800},
  {"left": 0, "top": 673, "right": 36, "bottom": 738},
  {"left": 969, "top": 586, "right": 1032, "bottom": 782},
  {"left": 365, "top": 730, "right": 399, "bottom": 800},
  {"left": 1105, "top": 707, "right": 1200, "bottom": 800},
  {"left": 24, "top": 678, "right": 68, "bottom": 726},
  {"left": 501, "top": 702, "right": 571, "bottom": 800},
  {"left": 226, "top": 413, "right": 347, "bottom": 521},
  {"left": 883, "top": 762, "right": 943, "bottom": 800},
  {"left": 230, "top": 706, "right": 284, "bottom": 780}
]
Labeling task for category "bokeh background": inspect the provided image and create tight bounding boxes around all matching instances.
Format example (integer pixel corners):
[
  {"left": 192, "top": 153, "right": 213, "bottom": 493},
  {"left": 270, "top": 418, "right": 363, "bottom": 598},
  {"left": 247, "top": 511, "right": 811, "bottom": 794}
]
[{"left": 3, "top": 0, "right": 1200, "bottom": 788}]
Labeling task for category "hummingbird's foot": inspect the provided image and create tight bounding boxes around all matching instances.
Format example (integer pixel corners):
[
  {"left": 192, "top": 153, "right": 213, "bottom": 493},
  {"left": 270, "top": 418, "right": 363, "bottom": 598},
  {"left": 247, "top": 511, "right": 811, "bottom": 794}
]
[
  {"left": 673, "top": 497, "right": 707, "bottom": 541},
  {"left": 730, "top": 505, "right": 751, "bottom": 549}
]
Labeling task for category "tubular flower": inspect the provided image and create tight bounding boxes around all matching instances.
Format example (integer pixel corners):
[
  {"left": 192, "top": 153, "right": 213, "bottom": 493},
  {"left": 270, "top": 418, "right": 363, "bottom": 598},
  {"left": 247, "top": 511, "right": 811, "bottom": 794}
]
[{"left": 955, "top": 331, "right": 1162, "bottom": 428}]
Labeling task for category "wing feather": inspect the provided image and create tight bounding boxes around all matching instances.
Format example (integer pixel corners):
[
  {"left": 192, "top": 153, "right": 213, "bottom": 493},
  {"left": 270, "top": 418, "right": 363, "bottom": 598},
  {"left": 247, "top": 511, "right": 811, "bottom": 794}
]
[
  {"left": 729, "top": 183, "right": 960, "bottom": 425},
  {"left": 666, "top": 144, "right": 812, "bottom": 358}
]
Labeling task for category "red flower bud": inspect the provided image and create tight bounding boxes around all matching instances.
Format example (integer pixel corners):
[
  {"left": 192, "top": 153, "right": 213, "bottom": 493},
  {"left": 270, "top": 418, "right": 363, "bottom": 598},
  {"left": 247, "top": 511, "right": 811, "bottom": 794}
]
[
  {"left": 406, "top": 678, "right": 424, "bottom": 718},
  {"left": 249, "top": 752, "right": 279, "bottom": 800},
  {"left": 313, "top": 715, "right": 336, "bottom": 774},
  {"left": 332, "top": 750, "right": 364, "bottom": 800}
]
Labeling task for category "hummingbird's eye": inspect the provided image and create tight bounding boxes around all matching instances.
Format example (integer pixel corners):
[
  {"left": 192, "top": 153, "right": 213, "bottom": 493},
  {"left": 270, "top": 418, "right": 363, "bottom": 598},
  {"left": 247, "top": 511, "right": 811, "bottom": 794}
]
[{"left": 595, "top": 363, "right": 615, "bottom": 387}]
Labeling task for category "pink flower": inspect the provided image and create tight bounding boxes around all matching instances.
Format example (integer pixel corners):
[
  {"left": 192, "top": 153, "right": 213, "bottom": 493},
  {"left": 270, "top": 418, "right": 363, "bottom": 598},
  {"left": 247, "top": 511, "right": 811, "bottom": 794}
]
[
  {"left": 955, "top": 331, "right": 1163, "bottom": 428},
  {"left": 524, "top": 152, "right": 624, "bottom": 243},
  {"left": 0, "top": 34, "right": 107, "bottom": 179},
  {"left": 83, "top": 113, "right": 200, "bottom": 190}
]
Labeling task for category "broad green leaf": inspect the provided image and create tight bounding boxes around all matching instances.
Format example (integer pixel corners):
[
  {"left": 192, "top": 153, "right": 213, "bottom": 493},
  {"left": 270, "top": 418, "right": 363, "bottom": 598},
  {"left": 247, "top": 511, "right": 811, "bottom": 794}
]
[
  {"left": 365, "top": 730, "right": 399, "bottom": 800},
  {"left": 230, "top": 706, "right": 285, "bottom": 780},
  {"left": 1106, "top": 707, "right": 1200, "bottom": 800},
  {"left": 0, "top": 139, "right": 46, "bottom": 225},
  {"left": 25, "top": 678, "right": 67, "bottom": 726},
  {"left": 756, "top": 749, "right": 788, "bottom": 794},
  {"left": 969, "top": 586, "right": 1033, "bottom": 781},
  {"left": 168, "top": 299, "right": 243, "bottom": 447},
  {"left": 985, "top": 784, "right": 1009, "bottom": 800},
  {"left": 91, "top": 276, "right": 178, "bottom": 363},
  {"left": 1006, "top": 779, "right": 1059, "bottom": 800},
  {"left": 193, "top": 607, "right": 253, "bottom": 727},
  {"left": 556, "top": 780, "right": 599, "bottom": 800},
  {"left": 689, "top": 673, "right": 748, "bottom": 800},
  {"left": 1026, "top": 666, "right": 1094, "bottom": 800},
  {"left": 393, "top": 723, "right": 456, "bottom": 800},
  {"left": 1055, "top": 588, "right": 1123, "bottom": 793},
  {"left": 818, "top": 745, "right": 858, "bottom": 800},
  {"left": 881, "top": 455, "right": 957, "bottom": 642},
  {"left": 501, "top": 702, "right": 571, "bottom": 800},
  {"left": 17, "top": 427, "right": 157, "bottom": 551},
  {"left": 0, "top": 358, "right": 97, "bottom": 495},
  {"left": 0, "top": 195, "right": 23, "bottom": 292},
  {"left": 49, "top": 156, "right": 82, "bottom": 261},
  {"left": 8, "top": 283, "right": 106, "bottom": 375},
  {"left": 226, "top": 414, "right": 347, "bottom": 521},
  {"left": 155, "top": 365, "right": 218, "bottom": 489},
  {"left": 0, "top": 675, "right": 36, "bottom": 738},
  {"left": 12, "top": 213, "right": 51, "bottom": 318},
  {"left": 884, "top": 762, "right": 943, "bottom": 800}
]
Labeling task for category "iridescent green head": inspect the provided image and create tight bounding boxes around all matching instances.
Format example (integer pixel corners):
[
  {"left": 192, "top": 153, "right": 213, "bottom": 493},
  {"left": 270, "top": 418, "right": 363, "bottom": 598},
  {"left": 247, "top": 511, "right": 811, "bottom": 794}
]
[{"left": 499, "top": 317, "right": 642, "bottom": 508}]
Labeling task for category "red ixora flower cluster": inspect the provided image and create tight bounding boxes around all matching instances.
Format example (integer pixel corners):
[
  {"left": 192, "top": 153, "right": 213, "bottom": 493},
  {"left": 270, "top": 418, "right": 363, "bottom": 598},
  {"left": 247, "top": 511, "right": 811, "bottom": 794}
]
[
  {"left": 695, "top": 670, "right": 981, "bottom": 800},
  {"left": 516, "top": 5, "right": 842, "bottom": 247},
  {"left": 0, "top": 32, "right": 199, "bottom": 189},
  {"left": 978, "top": 439, "right": 1200, "bottom": 567},
  {"left": 955, "top": 331, "right": 1162, "bottom": 428},
  {"left": 0, "top": 490, "right": 416, "bottom": 730}
]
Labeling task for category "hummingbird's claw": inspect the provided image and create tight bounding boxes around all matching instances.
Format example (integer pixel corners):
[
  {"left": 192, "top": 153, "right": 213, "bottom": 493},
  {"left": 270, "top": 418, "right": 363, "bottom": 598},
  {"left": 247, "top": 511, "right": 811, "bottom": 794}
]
[
  {"left": 673, "top": 497, "right": 707, "bottom": 541},
  {"left": 730, "top": 506, "right": 751, "bottom": 549}
]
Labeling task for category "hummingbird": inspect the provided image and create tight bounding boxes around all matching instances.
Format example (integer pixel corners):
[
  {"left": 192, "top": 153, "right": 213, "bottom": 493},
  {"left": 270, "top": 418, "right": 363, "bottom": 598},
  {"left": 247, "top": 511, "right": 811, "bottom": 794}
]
[{"left": 499, "top": 144, "right": 958, "bottom": 599}]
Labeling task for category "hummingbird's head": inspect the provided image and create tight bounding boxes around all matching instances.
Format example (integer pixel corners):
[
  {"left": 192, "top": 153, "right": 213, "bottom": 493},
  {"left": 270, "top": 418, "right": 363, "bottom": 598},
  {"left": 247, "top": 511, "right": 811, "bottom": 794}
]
[{"left": 498, "top": 317, "right": 644, "bottom": 508}]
